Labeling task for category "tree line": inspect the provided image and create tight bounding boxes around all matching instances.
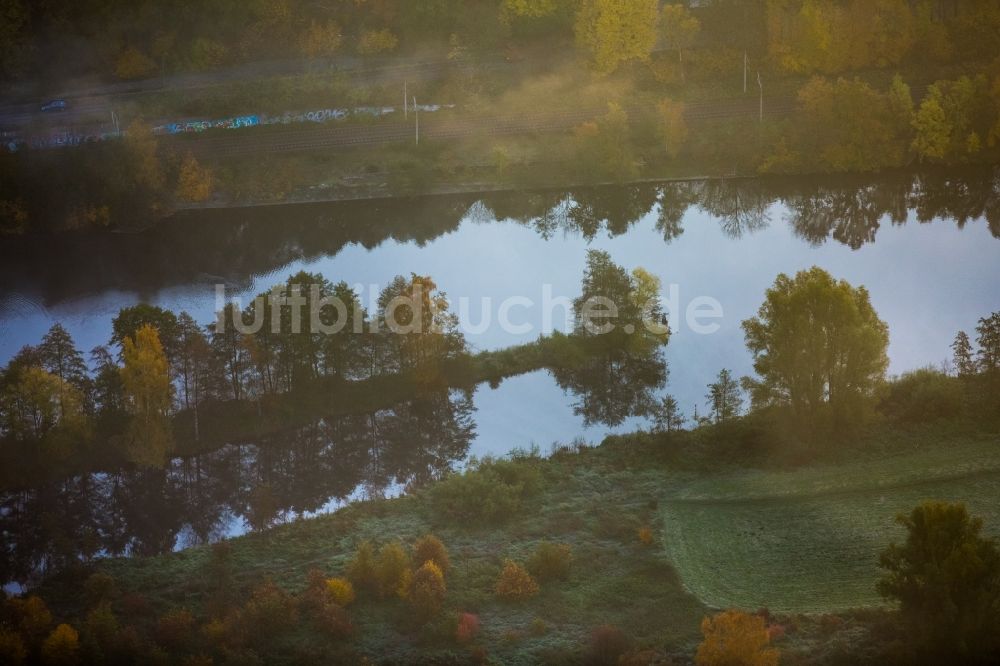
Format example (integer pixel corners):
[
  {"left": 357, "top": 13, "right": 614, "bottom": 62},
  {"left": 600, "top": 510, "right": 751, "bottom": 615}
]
[
  {"left": 0, "top": 271, "right": 468, "bottom": 472},
  {"left": 3, "top": 1, "right": 998, "bottom": 82}
]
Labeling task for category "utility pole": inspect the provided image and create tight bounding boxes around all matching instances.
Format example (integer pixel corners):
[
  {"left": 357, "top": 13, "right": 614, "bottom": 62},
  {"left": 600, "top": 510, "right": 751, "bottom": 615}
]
[
  {"left": 414, "top": 96, "right": 419, "bottom": 145},
  {"left": 757, "top": 71, "right": 763, "bottom": 123},
  {"left": 404, "top": 81, "right": 408, "bottom": 120},
  {"left": 743, "top": 51, "right": 747, "bottom": 94}
]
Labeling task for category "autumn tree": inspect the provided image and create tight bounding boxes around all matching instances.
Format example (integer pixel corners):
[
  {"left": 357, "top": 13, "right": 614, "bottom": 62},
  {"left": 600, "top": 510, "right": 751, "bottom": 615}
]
[
  {"left": 175, "top": 153, "right": 214, "bottom": 203},
  {"left": 878, "top": 502, "right": 1000, "bottom": 660},
  {"left": 121, "top": 324, "right": 173, "bottom": 467},
  {"left": 0, "top": 366, "right": 86, "bottom": 443},
  {"left": 742, "top": 267, "right": 889, "bottom": 434},
  {"left": 696, "top": 610, "right": 779, "bottom": 666},
  {"left": 357, "top": 29, "right": 398, "bottom": 55},
  {"left": 706, "top": 369, "right": 742, "bottom": 423},
  {"left": 299, "top": 20, "right": 343, "bottom": 58},
  {"left": 661, "top": 4, "right": 700, "bottom": 81},
  {"left": 574, "top": 0, "right": 659, "bottom": 75},
  {"left": 124, "top": 120, "right": 165, "bottom": 193},
  {"left": 114, "top": 46, "right": 157, "bottom": 80},
  {"left": 174, "top": 312, "right": 210, "bottom": 441}
]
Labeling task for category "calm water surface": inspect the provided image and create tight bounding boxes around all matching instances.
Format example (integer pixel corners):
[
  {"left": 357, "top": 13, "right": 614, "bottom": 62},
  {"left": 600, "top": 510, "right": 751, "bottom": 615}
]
[{"left": 2, "top": 173, "right": 999, "bottom": 585}]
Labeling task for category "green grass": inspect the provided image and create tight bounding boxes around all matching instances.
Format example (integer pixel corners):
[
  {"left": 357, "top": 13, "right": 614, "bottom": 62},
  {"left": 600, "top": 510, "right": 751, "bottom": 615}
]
[
  {"left": 659, "top": 435, "right": 1000, "bottom": 613},
  {"left": 32, "top": 423, "right": 1000, "bottom": 662}
]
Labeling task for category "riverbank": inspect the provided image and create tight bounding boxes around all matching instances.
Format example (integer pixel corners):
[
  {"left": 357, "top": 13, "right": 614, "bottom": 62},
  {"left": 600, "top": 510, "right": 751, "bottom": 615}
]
[{"left": 25, "top": 416, "right": 1000, "bottom": 664}]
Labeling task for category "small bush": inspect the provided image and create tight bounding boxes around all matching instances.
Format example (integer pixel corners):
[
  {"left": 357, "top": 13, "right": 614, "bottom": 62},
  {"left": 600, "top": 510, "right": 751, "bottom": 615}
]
[
  {"left": 347, "top": 541, "right": 378, "bottom": 594},
  {"left": 527, "top": 542, "right": 573, "bottom": 582},
  {"left": 589, "top": 625, "right": 630, "bottom": 665},
  {"left": 41, "top": 624, "right": 80, "bottom": 666},
  {"left": 324, "top": 578, "right": 355, "bottom": 607},
  {"left": 376, "top": 542, "right": 413, "bottom": 600},
  {"left": 529, "top": 617, "right": 548, "bottom": 636},
  {"left": 637, "top": 527, "right": 654, "bottom": 546},
  {"left": 409, "top": 561, "right": 447, "bottom": 619},
  {"left": 456, "top": 613, "right": 480, "bottom": 643},
  {"left": 696, "top": 610, "right": 779, "bottom": 666},
  {"left": 494, "top": 560, "right": 539, "bottom": 601},
  {"left": 155, "top": 608, "right": 195, "bottom": 650},
  {"left": 413, "top": 534, "right": 450, "bottom": 574},
  {"left": 118, "top": 592, "right": 152, "bottom": 618},
  {"left": 428, "top": 458, "right": 543, "bottom": 525}
]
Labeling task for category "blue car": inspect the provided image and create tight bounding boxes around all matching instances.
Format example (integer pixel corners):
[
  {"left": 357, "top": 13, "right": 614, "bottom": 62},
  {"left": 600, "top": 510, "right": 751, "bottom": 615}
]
[{"left": 40, "top": 99, "right": 68, "bottom": 112}]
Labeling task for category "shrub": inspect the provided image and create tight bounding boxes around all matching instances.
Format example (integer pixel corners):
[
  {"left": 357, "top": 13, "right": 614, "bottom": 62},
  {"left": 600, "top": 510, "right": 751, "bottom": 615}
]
[
  {"left": 375, "top": 542, "right": 413, "bottom": 600},
  {"left": 155, "top": 608, "right": 195, "bottom": 650},
  {"left": 455, "top": 613, "right": 480, "bottom": 643},
  {"left": 240, "top": 581, "right": 298, "bottom": 642},
  {"left": 637, "top": 527, "right": 654, "bottom": 546},
  {"left": 413, "top": 534, "right": 450, "bottom": 574},
  {"left": 879, "top": 368, "right": 964, "bottom": 423},
  {"left": 347, "top": 540, "right": 378, "bottom": 594},
  {"left": 324, "top": 578, "right": 355, "bottom": 607},
  {"left": 0, "top": 629, "right": 27, "bottom": 665},
  {"left": 589, "top": 625, "right": 630, "bottom": 665},
  {"left": 527, "top": 542, "right": 573, "bottom": 582},
  {"left": 696, "top": 610, "right": 779, "bottom": 666},
  {"left": 428, "top": 458, "right": 543, "bottom": 524},
  {"left": 494, "top": 560, "right": 539, "bottom": 601},
  {"left": 409, "top": 561, "right": 447, "bottom": 619},
  {"left": 83, "top": 573, "right": 119, "bottom": 608},
  {"left": 618, "top": 649, "right": 658, "bottom": 666},
  {"left": 41, "top": 624, "right": 80, "bottom": 666},
  {"left": 529, "top": 617, "right": 548, "bottom": 636}
]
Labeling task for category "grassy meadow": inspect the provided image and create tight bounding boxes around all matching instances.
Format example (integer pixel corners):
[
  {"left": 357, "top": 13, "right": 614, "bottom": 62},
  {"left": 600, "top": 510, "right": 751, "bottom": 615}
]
[{"left": 28, "top": 420, "right": 999, "bottom": 663}]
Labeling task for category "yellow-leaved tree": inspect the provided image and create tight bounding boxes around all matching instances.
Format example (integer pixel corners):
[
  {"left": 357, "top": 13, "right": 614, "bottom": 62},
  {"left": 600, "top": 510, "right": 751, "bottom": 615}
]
[
  {"left": 696, "top": 610, "right": 779, "bottom": 666},
  {"left": 574, "top": 0, "right": 658, "bottom": 75},
  {"left": 121, "top": 324, "right": 173, "bottom": 467},
  {"left": 176, "top": 153, "right": 214, "bottom": 203}
]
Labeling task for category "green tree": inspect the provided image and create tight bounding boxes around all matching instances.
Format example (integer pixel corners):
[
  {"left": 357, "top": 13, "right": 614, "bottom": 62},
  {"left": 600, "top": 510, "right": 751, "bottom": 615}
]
[
  {"left": 552, "top": 250, "right": 669, "bottom": 426},
  {"left": 706, "top": 369, "right": 742, "bottom": 423},
  {"left": 788, "top": 76, "right": 906, "bottom": 172},
  {"left": 175, "top": 312, "right": 210, "bottom": 441},
  {"left": 911, "top": 94, "right": 950, "bottom": 161},
  {"left": 742, "top": 267, "right": 889, "bottom": 433},
  {"left": 653, "top": 394, "right": 686, "bottom": 432},
  {"left": 975, "top": 312, "right": 1000, "bottom": 375},
  {"left": 661, "top": 4, "right": 700, "bottom": 81},
  {"left": 878, "top": 501, "right": 1000, "bottom": 659},
  {"left": 38, "top": 324, "right": 90, "bottom": 394},
  {"left": 573, "top": 102, "right": 638, "bottom": 182},
  {"left": 574, "top": 0, "right": 659, "bottom": 74},
  {"left": 121, "top": 324, "right": 173, "bottom": 467},
  {"left": 952, "top": 330, "right": 977, "bottom": 378}
]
